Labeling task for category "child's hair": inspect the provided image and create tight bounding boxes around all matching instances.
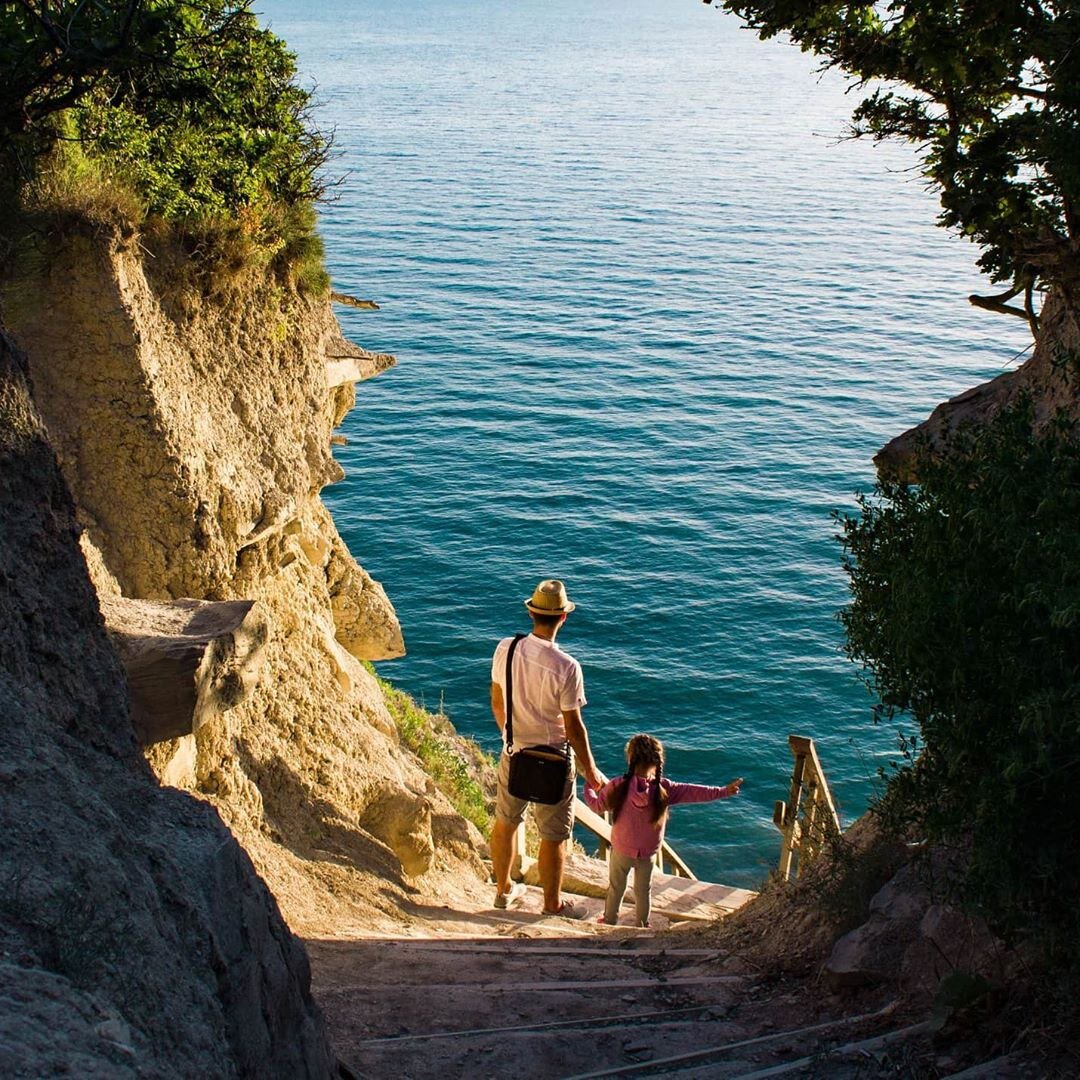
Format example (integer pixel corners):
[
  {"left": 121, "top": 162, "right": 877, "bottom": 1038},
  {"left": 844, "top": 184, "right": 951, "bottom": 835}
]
[{"left": 606, "top": 734, "right": 669, "bottom": 825}]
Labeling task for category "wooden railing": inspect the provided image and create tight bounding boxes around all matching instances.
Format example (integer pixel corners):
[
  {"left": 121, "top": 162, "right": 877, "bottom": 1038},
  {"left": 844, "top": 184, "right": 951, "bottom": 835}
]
[
  {"left": 573, "top": 797, "right": 696, "bottom": 879},
  {"left": 514, "top": 796, "right": 697, "bottom": 880},
  {"left": 773, "top": 734, "right": 841, "bottom": 881}
]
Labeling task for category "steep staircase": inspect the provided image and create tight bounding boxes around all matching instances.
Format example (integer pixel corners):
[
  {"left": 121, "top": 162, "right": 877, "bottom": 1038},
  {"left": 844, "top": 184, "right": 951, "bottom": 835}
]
[
  {"left": 307, "top": 883, "right": 940, "bottom": 1079},
  {"left": 305, "top": 740, "right": 1024, "bottom": 1078}
]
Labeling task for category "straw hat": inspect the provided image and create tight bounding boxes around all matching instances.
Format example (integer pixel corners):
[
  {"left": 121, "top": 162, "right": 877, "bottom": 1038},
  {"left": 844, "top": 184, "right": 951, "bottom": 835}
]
[{"left": 524, "top": 579, "right": 576, "bottom": 615}]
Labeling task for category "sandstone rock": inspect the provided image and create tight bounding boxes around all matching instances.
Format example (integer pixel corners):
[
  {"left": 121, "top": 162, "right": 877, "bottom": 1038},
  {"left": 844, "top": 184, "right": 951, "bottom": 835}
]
[
  {"left": 102, "top": 595, "right": 267, "bottom": 745},
  {"left": 524, "top": 851, "right": 611, "bottom": 898},
  {"left": 431, "top": 812, "right": 489, "bottom": 875},
  {"left": 0, "top": 331, "right": 336, "bottom": 1077},
  {"left": 6, "top": 228, "right": 487, "bottom": 910},
  {"left": 148, "top": 734, "right": 198, "bottom": 789},
  {"left": 324, "top": 328, "right": 396, "bottom": 389},
  {"left": 359, "top": 782, "right": 436, "bottom": 877},
  {"left": 325, "top": 530, "right": 406, "bottom": 660}
]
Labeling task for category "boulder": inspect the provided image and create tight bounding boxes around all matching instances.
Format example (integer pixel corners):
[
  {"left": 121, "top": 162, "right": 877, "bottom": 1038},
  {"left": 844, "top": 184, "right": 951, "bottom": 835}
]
[
  {"left": 102, "top": 595, "right": 268, "bottom": 745},
  {"left": 823, "top": 864, "right": 929, "bottom": 988},
  {"left": 0, "top": 331, "right": 336, "bottom": 1078},
  {"left": 358, "top": 781, "right": 435, "bottom": 877},
  {"left": 823, "top": 860, "right": 1006, "bottom": 995},
  {"left": 325, "top": 532, "right": 406, "bottom": 661}
]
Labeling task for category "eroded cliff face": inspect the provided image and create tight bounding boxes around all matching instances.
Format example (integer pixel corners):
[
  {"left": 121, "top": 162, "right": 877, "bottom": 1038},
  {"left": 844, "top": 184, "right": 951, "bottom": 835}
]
[
  {"left": 876, "top": 289, "right": 1080, "bottom": 479},
  {"left": 4, "top": 227, "right": 487, "bottom": 933},
  {"left": 0, "top": 332, "right": 335, "bottom": 1078}
]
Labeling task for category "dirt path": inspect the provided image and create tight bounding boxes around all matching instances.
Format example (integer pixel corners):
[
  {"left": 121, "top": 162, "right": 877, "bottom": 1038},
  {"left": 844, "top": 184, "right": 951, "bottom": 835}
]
[{"left": 303, "top": 884, "right": 968, "bottom": 1080}]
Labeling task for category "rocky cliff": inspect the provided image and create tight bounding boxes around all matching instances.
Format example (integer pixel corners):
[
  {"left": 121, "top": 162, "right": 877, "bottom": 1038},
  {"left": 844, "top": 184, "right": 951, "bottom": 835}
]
[
  {"left": 3, "top": 223, "right": 488, "bottom": 936},
  {"left": 0, "top": 331, "right": 336, "bottom": 1077},
  {"left": 876, "top": 289, "right": 1080, "bottom": 478}
]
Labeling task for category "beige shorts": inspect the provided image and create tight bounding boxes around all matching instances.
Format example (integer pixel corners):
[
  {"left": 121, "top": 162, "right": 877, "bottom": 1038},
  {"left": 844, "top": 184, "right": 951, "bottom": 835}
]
[{"left": 495, "top": 750, "right": 575, "bottom": 843}]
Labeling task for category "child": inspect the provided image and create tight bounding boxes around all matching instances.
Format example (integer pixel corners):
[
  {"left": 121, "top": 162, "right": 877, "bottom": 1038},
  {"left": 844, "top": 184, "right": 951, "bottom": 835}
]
[{"left": 584, "top": 734, "right": 743, "bottom": 927}]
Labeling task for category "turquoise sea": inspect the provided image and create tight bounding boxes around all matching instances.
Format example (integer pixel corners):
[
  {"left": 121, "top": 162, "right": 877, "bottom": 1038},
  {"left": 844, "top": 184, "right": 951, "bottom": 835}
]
[{"left": 261, "top": 0, "right": 1028, "bottom": 886}]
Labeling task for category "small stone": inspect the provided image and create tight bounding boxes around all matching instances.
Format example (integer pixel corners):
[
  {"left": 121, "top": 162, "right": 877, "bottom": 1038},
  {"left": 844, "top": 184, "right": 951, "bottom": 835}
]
[{"left": 97, "top": 1019, "right": 130, "bottom": 1042}]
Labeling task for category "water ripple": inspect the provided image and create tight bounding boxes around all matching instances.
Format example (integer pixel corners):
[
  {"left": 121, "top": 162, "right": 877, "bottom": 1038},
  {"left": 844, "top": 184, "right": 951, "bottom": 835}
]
[{"left": 263, "top": 0, "right": 1029, "bottom": 886}]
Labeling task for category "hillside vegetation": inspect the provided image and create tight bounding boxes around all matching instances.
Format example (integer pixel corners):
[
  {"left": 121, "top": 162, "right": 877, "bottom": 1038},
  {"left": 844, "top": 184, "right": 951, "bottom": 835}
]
[{"left": 2, "top": 0, "right": 329, "bottom": 291}]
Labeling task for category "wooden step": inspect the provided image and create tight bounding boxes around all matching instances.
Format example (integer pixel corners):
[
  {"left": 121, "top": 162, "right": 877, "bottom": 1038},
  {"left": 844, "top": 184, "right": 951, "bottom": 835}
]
[
  {"left": 645, "top": 874, "right": 757, "bottom": 922},
  {"left": 524, "top": 852, "right": 756, "bottom": 923}
]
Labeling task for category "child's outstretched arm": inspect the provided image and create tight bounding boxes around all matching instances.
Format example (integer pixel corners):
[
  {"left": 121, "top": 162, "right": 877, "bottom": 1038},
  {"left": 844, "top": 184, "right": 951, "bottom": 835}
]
[{"left": 665, "top": 777, "right": 744, "bottom": 804}]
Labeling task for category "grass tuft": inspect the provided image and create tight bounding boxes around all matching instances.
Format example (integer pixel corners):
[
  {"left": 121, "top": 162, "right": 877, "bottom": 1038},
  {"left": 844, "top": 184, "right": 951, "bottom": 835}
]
[
  {"left": 5, "top": 142, "right": 330, "bottom": 298},
  {"left": 375, "top": 674, "right": 494, "bottom": 837}
]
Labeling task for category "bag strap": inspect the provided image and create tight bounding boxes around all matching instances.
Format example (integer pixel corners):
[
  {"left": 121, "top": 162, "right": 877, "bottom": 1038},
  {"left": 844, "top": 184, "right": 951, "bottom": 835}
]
[{"left": 504, "top": 632, "right": 526, "bottom": 753}]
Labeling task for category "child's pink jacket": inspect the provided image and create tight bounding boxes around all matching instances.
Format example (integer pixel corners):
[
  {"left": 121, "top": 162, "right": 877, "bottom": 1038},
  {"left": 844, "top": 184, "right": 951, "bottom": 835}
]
[{"left": 584, "top": 775, "right": 733, "bottom": 859}]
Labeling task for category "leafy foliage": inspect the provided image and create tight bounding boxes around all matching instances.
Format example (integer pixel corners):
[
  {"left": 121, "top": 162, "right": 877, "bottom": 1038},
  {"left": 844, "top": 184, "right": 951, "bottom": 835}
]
[
  {"left": 837, "top": 402, "right": 1080, "bottom": 957},
  {"left": 0, "top": 0, "right": 146, "bottom": 140},
  {"left": 716, "top": 0, "right": 1080, "bottom": 298},
  {"left": 1, "top": 1, "right": 328, "bottom": 273},
  {"left": 71, "top": 2, "right": 326, "bottom": 218}
]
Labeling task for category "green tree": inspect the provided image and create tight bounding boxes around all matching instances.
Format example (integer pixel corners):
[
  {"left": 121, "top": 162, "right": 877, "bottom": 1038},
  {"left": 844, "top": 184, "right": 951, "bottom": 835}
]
[
  {"left": 1, "top": 1, "right": 327, "bottom": 220},
  {"left": 0, "top": 1, "right": 145, "bottom": 139},
  {"left": 837, "top": 403, "right": 1080, "bottom": 955},
  {"left": 713, "top": 0, "right": 1080, "bottom": 327}
]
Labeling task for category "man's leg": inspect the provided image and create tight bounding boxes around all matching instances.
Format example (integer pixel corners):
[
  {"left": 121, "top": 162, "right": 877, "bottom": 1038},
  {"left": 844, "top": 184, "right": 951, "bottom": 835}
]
[
  {"left": 534, "top": 768, "right": 575, "bottom": 914},
  {"left": 538, "top": 837, "right": 566, "bottom": 913},
  {"left": 492, "top": 753, "right": 527, "bottom": 899},
  {"left": 491, "top": 816, "right": 517, "bottom": 895}
]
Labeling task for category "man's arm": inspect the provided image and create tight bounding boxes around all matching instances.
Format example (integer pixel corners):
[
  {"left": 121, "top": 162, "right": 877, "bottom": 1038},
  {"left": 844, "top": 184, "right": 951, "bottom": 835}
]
[
  {"left": 563, "top": 708, "right": 604, "bottom": 790},
  {"left": 491, "top": 681, "right": 506, "bottom": 732}
]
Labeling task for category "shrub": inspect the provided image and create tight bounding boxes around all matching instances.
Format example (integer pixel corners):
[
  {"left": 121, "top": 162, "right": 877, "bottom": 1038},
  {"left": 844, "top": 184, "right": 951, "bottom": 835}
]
[
  {"left": 1, "top": 2, "right": 330, "bottom": 289},
  {"left": 837, "top": 402, "right": 1080, "bottom": 960}
]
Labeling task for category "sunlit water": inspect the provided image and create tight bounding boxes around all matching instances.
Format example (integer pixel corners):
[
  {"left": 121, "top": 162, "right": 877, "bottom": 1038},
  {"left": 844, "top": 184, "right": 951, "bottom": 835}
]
[{"left": 260, "top": 0, "right": 1028, "bottom": 886}]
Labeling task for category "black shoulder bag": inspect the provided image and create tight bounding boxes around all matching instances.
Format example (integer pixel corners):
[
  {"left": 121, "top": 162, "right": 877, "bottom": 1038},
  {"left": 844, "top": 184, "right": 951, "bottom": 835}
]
[{"left": 505, "top": 633, "right": 573, "bottom": 805}]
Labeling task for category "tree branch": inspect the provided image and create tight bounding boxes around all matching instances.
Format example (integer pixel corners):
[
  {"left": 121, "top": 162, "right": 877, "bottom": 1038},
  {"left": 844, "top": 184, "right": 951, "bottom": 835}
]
[
  {"left": 968, "top": 283, "right": 1030, "bottom": 320},
  {"left": 1004, "top": 82, "right": 1050, "bottom": 101}
]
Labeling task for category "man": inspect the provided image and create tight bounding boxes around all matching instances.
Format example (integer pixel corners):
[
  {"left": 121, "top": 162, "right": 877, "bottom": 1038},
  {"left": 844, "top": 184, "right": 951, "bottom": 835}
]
[{"left": 490, "top": 579, "right": 605, "bottom": 918}]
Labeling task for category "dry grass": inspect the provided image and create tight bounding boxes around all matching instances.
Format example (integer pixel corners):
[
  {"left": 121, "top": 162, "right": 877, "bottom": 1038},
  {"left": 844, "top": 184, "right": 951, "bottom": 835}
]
[{"left": 6, "top": 146, "right": 329, "bottom": 300}]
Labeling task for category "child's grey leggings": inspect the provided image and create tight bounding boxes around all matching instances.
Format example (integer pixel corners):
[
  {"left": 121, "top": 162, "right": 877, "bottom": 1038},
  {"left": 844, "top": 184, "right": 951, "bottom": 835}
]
[{"left": 604, "top": 850, "right": 655, "bottom": 926}]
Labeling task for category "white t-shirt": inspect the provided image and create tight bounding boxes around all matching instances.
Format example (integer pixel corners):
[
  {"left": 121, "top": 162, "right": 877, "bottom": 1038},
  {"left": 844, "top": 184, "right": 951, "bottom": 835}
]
[{"left": 491, "top": 634, "right": 586, "bottom": 749}]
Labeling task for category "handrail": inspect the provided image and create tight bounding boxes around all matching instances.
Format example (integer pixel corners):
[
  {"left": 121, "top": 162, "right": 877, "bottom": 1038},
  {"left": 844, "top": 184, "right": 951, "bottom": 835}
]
[
  {"left": 773, "top": 734, "right": 841, "bottom": 881},
  {"left": 512, "top": 795, "right": 698, "bottom": 881},
  {"left": 573, "top": 797, "right": 697, "bottom": 880}
]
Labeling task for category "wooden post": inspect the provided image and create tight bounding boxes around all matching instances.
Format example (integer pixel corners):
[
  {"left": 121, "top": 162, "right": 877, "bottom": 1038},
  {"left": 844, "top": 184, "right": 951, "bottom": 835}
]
[
  {"left": 777, "top": 750, "right": 806, "bottom": 881},
  {"left": 776, "top": 735, "right": 841, "bottom": 881},
  {"left": 597, "top": 810, "right": 611, "bottom": 863},
  {"left": 802, "top": 779, "right": 822, "bottom": 869}
]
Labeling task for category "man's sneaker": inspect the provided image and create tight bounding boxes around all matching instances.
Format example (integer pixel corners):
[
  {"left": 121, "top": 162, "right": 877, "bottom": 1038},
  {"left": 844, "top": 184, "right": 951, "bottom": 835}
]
[
  {"left": 494, "top": 882, "right": 526, "bottom": 909},
  {"left": 543, "top": 899, "right": 587, "bottom": 920}
]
